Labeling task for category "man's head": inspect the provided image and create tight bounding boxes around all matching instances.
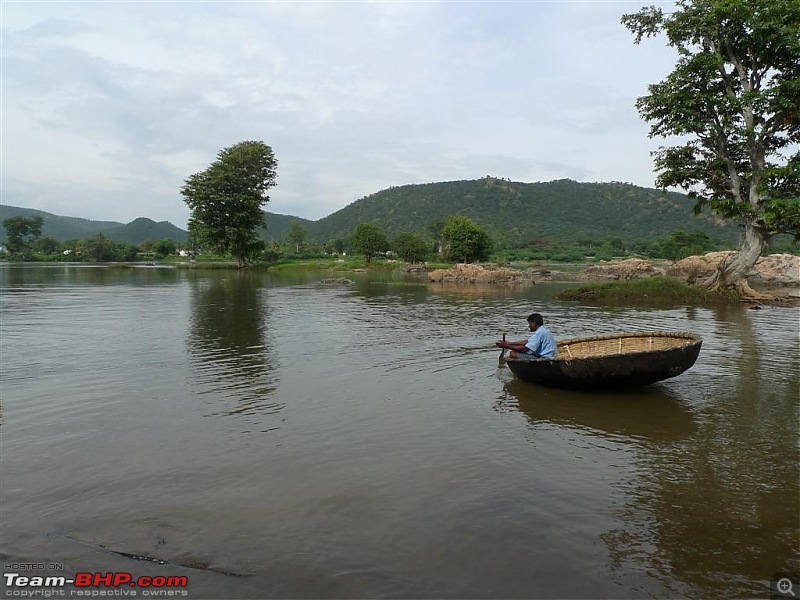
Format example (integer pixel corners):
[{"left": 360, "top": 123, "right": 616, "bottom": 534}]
[{"left": 527, "top": 313, "right": 544, "bottom": 330}]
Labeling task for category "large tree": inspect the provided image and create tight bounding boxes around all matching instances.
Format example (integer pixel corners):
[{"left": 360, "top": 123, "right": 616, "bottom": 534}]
[
  {"left": 392, "top": 231, "right": 429, "bottom": 264},
  {"left": 351, "top": 223, "right": 388, "bottom": 263},
  {"left": 622, "top": 0, "right": 800, "bottom": 298},
  {"left": 181, "top": 141, "right": 278, "bottom": 268},
  {"left": 442, "top": 216, "right": 493, "bottom": 263},
  {"left": 3, "top": 215, "right": 43, "bottom": 255}
]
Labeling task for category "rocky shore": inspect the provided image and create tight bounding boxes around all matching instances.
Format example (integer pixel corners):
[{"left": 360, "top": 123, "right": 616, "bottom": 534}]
[{"left": 427, "top": 253, "right": 799, "bottom": 294}]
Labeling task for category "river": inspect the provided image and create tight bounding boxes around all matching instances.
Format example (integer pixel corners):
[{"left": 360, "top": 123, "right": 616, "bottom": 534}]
[{"left": 0, "top": 264, "right": 797, "bottom": 599}]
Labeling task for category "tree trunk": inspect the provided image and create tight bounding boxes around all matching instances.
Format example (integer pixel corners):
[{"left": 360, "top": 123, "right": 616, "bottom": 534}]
[{"left": 700, "top": 221, "right": 770, "bottom": 299}]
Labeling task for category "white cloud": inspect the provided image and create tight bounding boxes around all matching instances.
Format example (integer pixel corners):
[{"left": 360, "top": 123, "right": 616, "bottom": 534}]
[{"left": 1, "top": 1, "right": 678, "bottom": 227}]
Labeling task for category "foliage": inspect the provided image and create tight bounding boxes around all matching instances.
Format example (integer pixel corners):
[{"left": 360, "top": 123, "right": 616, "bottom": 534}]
[
  {"left": 427, "top": 218, "right": 447, "bottom": 255},
  {"left": 442, "top": 216, "right": 493, "bottom": 263},
  {"left": 1, "top": 174, "right": 747, "bottom": 250},
  {"left": 182, "top": 140, "right": 278, "bottom": 268},
  {"left": 351, "top": 223, "right": 388, "bottom": 263},
  {"left": 0, "top": 205, "right": 187, "bottom": 244},
  {"left": 556, "top": 276, "right": 737, "bottom": 304},
  {"left": 305, "top": 178, "right": 741, "bottom": 246},
  {"left": 392, "top": 231, "right": 429, "bottom": 263},
  {"left": 3, "top": 215, "right": 43, "bottom": 254},
  {"left": 622, "top": 0, "right": 800, "bottom": 292},
  {"left": 286, "top": 220, "right": 308, "bottom": 254},
  {"left": 79, "top": 233, "right": 115, "bottom": 261},
  {"left": 35, "top": 237, "right": 61, "bottom": 254},
  {"left": 152, "top": 238, "right": 177, "bottom": 258}
]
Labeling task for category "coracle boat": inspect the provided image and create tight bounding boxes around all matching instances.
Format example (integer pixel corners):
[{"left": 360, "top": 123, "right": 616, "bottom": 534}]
[{"left": 505, "top": 331, "right": 702, "bottom": 390}]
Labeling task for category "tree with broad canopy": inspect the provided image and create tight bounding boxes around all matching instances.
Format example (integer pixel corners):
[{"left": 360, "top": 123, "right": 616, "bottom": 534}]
[
  {"left": 352, "top": 223, "right": 388, "bottom": 263},
  {"left": 622, "top": 0, "right": 800, "bottom": 299},
  {"left": 181, "top": 141, "right": 278, "bottom": 268},
  {"left": 442, "top": 216, "right": 493, "bottom": 263},
  {"left": 3, "top": 215, "right": 43, "bottom": 255}
]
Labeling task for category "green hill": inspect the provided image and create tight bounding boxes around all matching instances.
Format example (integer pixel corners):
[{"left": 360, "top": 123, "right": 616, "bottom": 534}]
[
  {"left": 1, "top": 178, "right": 744, "bottom": 249},
  {"left": 0, "top": 205, "right": 124, "bottom": 242},
  {"left": 257, "top": 213, "right": 314, "bottom": 243},
  {"left": 306, "top": 178, "right": 740, "bottom": 246}
]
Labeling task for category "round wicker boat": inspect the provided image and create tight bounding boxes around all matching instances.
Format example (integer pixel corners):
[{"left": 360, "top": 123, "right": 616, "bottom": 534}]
[{"left": 505, "top": 331, "right": 702, "bottom": 390}]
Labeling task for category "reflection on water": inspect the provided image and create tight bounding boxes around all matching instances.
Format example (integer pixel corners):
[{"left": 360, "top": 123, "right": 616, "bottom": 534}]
[
  {"left": 0, "top": 265, "right": 797, "bottom": 599},
  {"left": 498, "top": 380, "right": 697, "bottom": 444},
  {"left": 187, "top": 272, "right": 280, "bottom": 430},
  {"left": 497, "top": 303, "right": 800, "bottom": 598}
]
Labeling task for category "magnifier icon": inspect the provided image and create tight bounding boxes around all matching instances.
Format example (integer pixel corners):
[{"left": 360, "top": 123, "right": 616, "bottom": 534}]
[{"left": 778, "top": 578, "right": 796, "bottom": 597}]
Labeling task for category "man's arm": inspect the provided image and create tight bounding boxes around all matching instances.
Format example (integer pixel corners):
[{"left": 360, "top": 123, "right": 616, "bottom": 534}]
[{"left": 496, "top": 340, "right": 530, "bottom": 352}]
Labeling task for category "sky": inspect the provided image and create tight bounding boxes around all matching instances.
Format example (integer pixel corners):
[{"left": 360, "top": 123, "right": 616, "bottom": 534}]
[{"left": 2, "top": 1, "right": 679, "bottom": 229}]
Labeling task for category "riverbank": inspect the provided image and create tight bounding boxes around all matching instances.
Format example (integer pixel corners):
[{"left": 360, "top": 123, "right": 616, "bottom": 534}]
[{"left": 426, "top": 253, "right": 799, "bottom": 305}]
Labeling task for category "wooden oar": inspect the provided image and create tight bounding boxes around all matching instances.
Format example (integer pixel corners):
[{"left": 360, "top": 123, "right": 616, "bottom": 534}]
[{"left": 499, "top": 332, "right": 506, "bottom": 359}]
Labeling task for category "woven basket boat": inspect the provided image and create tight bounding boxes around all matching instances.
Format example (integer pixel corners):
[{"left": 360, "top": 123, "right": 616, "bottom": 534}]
[{"left": 505, "top": 331, "right": 702, "bottom": 390}]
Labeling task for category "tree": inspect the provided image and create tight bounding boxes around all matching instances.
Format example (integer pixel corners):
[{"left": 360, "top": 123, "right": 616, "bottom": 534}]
[
  {"left": 442, "top": 216, "right": 494, "bottom": 263},
  {"left": 392, "top": 231, "right": 429, "bottom": 263},
  {"left": 622, "top": 0, "right": 800, "bottom": 298},
  {"left": 351, "top": 223, "right": 388, "bottom": 263},
  {"left": 152, "top": 238, "right": 177, "bottom": 258},
  {"left": 80, "top": 233, "right": 115, "bottom": 262},
  {"left": 35, "top": 237, "right": 61, "bottom": 254},
  {"left": 181, "top": 140, "right": 278, "bottom": 268},
  {"left": 3, "top": 215, "right": 43, "bottom": 255},
  {"left": 427, "top": 218, "right": 447, "bottom": 255},
  {"left": 286, "top": 220, "right": 308, "bottom": 255}
]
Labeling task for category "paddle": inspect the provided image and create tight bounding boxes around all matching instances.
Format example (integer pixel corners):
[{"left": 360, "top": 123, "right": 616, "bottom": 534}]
[{"left": 499, "top": 332, "right": 506, "bottom": 359}]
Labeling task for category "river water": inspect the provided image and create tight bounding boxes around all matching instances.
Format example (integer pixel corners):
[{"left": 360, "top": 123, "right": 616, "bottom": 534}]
[{"left": 1, "top": 264, "right": 797, "bottom": 599}]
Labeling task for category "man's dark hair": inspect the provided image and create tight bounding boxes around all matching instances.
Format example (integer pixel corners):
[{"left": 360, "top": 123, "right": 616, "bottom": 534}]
[{"left": 527, "top": 313, "right": 544, "bottom": 326}]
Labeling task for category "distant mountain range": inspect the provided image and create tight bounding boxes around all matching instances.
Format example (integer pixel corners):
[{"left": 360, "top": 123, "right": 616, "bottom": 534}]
[{"left": 0, "top": 178, "right": 742, "bottom": 247}]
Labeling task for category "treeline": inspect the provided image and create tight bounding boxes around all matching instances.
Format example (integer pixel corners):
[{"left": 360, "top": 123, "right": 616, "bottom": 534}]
[
  {"left": 1, "top": 216, "right": 182, "bottom": 262},
  {"left": 4, "top": 214, "right": 796, "bottom": 265}
]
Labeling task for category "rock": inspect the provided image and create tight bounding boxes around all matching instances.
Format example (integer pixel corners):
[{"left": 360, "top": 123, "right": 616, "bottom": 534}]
[
  {"left": 319, "top": 278, "right": 354, "bottom": 285},
  {"left": 584, "top": 258, "right": 666, "bottom": 281},
  {"left": 427, "top": 263, "right": 535, "bottom": 285},
  {"left": 751, "top": 253, "right": 800, "bottom": 287},
  {"left": 666, "top": 251, "right": 736, "bottom": 284},
  {"left": 667, "top": 252, "right": 799, "bottom": 287}
]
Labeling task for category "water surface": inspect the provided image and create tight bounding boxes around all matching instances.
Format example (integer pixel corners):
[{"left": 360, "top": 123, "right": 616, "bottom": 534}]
[{"left": 1, "top": 264, "right": 797, "bottom": 599}]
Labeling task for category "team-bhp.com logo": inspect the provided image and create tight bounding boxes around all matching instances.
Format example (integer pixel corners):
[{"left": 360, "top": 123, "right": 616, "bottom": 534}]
[{"left": 4, "top": 571, "right": 189, "bottom": 596}]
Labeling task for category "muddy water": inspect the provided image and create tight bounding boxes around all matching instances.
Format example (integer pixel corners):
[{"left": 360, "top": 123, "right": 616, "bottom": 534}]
[{"left": 1, "top": 264, "right": 797, "bottom": 599}]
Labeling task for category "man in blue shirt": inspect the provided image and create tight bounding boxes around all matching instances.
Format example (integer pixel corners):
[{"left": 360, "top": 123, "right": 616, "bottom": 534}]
[{"left": 496, "top": 313, "right": 557, "bottom": 359}]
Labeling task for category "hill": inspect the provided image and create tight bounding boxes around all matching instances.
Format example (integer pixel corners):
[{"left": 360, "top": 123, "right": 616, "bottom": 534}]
[
  {"left": 1, "top": 179, "right": 743, "bottom": 248},
  {"left": 306, "top": 178, "right": 739, "bottom": 246},
  {"left": 0, "top": 204, "right": 313, "bottom": 245}
]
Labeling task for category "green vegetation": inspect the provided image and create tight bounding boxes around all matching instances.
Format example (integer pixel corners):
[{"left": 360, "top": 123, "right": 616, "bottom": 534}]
[
  {"left": 442, "top": 216, "right": 493, "bottom": 263},
  {"left": 182, "top": 140, "right": 278, "bottom": 268},
  {"left": 351, "top": 223, "right": 389, "bottom": 263},
  {"left": 392, "top": 231, "right": 429, "bottom": 263},
  {"left": 0, "top": 205, "right": 187, "bottom": 244},
  {"left": 622, "top": 0, "right": 800, "bottom": 295},
  {"left": 556, "top": 276, "right": 738, "bottom": 304},
  {"left": 2, "top": 215, "right": 43, "bottom": 257},
  {"left": 285, "top": 220, "right": 308, "bottom": 254},
  {"left": 304, "top": 178, "right": 744, "bottom": 247}
]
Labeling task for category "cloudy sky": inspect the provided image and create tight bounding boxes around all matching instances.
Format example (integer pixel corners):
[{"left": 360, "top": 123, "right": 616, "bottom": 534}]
[{"left": 3, "top": 1, "right": 678, "bottom": 228}]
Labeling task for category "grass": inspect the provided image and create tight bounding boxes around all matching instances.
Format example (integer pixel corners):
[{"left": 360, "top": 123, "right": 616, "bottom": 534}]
[{"left": 555, "top": 276, "right": 739, "bottom": 304}]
